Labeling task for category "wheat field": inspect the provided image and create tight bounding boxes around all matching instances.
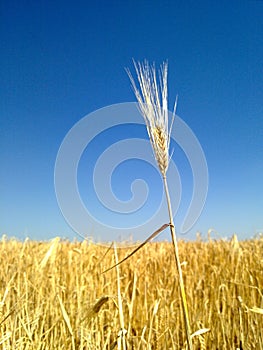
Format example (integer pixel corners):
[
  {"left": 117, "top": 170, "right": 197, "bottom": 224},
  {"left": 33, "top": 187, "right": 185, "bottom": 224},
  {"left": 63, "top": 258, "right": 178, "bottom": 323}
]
[{"left": 0, "top": 234, "right": 262, "bottom": 349}]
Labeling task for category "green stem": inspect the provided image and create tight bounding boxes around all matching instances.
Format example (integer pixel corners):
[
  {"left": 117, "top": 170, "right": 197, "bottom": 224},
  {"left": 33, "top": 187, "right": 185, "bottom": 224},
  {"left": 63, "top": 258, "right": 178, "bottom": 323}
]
[{"left": 163, "top": 176, "right": 193, "bottom": 350}]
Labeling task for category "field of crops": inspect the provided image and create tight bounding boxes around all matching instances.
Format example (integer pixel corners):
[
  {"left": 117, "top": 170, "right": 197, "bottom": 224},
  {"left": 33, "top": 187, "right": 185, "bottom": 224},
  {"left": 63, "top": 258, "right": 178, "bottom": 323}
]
[{"left": 0, "top": 234, "right": 262, "bottom": 349}]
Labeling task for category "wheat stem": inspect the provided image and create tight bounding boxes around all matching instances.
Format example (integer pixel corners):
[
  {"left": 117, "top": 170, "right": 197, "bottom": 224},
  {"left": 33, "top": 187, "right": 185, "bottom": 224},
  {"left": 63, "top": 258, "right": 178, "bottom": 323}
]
[
  {"left": 114, "top": 245, "right": 127, "bottom": 350},
  {"left": 163, "top": 176, "right": 193, "bottom": 350}
]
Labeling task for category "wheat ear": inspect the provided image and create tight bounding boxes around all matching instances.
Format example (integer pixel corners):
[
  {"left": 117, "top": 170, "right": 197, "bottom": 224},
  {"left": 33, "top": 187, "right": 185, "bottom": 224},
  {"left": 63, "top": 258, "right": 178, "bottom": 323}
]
[{"left": 127, "top": 60, "right": 193, "bottom": 350}]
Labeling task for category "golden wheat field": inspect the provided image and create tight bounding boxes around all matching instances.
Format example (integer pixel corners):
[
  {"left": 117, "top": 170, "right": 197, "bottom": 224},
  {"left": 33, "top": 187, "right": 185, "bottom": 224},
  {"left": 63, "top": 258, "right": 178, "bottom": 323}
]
[{"left": 0, "top": 234, "right": 262, "bottom": 350}]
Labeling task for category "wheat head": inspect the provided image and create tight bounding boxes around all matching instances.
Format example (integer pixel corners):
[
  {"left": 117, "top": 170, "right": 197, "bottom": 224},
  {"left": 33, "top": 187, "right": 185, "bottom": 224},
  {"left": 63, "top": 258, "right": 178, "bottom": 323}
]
[{"left": 127, "top": 60, "right": 176, "bottom": 177}]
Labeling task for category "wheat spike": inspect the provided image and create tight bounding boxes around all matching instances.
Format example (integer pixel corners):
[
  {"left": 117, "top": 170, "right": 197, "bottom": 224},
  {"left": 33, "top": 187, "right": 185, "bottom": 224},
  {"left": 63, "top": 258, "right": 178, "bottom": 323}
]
[
  {"left": 127, "top": 60, "right": 176, "bottom": 176},
  {"left": 83, "top": 296, "right": 109, "bottom": 325}
]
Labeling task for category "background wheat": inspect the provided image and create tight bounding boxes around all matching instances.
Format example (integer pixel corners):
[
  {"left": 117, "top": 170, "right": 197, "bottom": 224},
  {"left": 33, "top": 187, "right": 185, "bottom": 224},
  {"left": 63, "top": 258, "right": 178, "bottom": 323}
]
[{"left": 0, "top": 235, "right": 262, "bottom": 349}]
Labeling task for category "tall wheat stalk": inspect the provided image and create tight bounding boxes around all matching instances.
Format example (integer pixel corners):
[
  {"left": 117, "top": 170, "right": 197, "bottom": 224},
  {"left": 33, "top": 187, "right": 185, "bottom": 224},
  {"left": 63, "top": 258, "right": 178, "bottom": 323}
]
[{"left": 127, "top": 60, "right": 193, "bottom": 349}]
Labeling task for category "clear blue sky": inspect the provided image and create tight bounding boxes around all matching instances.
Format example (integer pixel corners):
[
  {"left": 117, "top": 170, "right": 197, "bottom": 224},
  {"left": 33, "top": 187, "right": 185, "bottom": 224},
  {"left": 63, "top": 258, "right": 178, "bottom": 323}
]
[{"left": 1, "top": 1, "right": 262, "bottom": 241}]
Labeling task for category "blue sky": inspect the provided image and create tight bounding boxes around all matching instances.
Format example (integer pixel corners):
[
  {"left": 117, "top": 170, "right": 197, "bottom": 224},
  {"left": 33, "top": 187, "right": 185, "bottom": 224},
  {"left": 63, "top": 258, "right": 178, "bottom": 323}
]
[{"left": 1, "top": 1, "right": 263, "bottom": 241}]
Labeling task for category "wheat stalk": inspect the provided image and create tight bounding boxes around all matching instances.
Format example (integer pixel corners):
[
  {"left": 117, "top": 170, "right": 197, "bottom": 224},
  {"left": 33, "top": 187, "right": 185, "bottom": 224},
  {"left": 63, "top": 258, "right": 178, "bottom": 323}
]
[{"left": 127, "top": 60, "right": 193, "bottom": 350}]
